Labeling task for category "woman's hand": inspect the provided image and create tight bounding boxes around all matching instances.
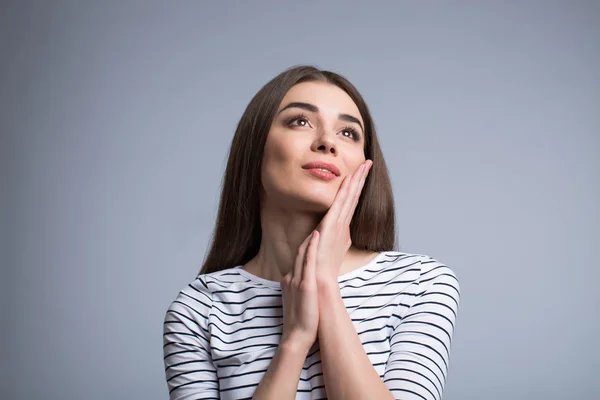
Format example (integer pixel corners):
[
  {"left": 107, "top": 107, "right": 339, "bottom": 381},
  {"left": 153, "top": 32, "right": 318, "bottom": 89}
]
[
  {"left": 279, "top": 160, "right": 372, "bottom": 351},
  {"left": 280, "top": 229, "right": 321, "bottom": 353},
  {"left": 314, "top": 159, "right": 373, "bottom": 285}
]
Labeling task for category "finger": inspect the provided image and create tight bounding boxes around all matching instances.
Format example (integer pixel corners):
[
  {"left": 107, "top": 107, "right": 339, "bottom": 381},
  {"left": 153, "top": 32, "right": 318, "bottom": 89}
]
[
  {"left": 343, "top": 161, "right": 372, "bottom": 225},
  {"left": 324, "top": 170, "right": 354, "bottom": 224},
  {"left": 281, "top": 273, "right": 292, "bottom": 290},
  {"left": 340, "top": 162, "right": 367, "bottom": 222},
  {"left": 293, "top": 231, "right": 313, "bottom": 279},
  {"left": 302, "top": 230, "right": 319, "bottom": 283}
]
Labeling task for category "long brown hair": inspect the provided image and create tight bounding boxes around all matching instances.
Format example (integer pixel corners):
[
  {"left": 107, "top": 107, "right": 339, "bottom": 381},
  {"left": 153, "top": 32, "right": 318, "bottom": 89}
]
[{"left": 199, "top": 65, "right": 397, "bottom": 276}]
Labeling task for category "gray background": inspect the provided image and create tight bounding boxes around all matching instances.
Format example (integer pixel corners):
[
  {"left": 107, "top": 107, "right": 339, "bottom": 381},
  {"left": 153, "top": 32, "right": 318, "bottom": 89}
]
[{"left": 2, "top": 1, "right": 599, "bottom": 399}]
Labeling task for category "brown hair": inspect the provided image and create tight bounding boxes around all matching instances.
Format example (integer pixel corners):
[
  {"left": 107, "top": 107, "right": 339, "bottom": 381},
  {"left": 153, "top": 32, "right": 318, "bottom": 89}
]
[{"left": 199, "top": 65, "right": 397, "bottom": 276}]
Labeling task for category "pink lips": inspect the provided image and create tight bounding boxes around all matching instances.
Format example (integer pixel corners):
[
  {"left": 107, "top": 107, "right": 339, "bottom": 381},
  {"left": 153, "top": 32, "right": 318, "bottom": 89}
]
[
  {"left": 302, "top": 161, "right": 340, "bottom": 176},
  {"left": 305, "top": 168, "right": 337, "bottom": 181},
  {"left": 302, "top": 161, "right": 340, "bottom": 182}
]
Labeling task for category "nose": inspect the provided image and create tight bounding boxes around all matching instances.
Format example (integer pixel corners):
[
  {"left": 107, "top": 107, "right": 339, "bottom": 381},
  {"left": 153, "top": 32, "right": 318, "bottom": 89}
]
[{"left": 311, "top": 130, "right": 337, "bottom": 155}]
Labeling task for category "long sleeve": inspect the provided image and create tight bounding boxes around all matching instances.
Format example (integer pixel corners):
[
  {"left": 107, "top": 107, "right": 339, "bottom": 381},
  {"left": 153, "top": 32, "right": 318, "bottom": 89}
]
[
  {"left": 163, "top": 276, "right": 219, "bottom": 399},
  {"left": 383, "top": 256, "right": 460, "bottom": 400}
]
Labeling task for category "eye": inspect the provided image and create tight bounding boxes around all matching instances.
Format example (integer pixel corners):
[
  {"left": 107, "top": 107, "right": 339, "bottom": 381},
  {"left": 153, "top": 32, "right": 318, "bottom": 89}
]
[
  {"left": 341, "top": 126, "right": 361, "bottom": 142},
  {"left": 285, "top": 113, "right": 311, "bottom": 128}
]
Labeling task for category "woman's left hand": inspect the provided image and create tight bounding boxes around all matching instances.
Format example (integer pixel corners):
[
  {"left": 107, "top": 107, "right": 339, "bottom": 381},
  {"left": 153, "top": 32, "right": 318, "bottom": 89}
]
[{"left": 314, "top": 159, "right": 373, "bottom": 287}]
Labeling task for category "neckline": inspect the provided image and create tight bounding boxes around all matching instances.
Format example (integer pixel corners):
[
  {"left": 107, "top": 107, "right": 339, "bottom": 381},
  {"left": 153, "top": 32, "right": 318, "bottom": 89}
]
[{"left": 234, "top": 251, "right": 387, "bottom": 288}]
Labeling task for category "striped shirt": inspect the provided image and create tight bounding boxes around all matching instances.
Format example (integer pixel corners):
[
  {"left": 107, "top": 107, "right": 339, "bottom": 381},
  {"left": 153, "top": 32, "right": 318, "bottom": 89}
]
[{"left": 163, "top": 251, "right": 460, "bottom": 400}]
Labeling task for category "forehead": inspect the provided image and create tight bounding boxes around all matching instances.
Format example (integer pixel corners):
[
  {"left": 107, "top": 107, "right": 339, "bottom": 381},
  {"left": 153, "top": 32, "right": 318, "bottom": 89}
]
[{"left": 278, "top": 81, "right": 363, "bottom": 124}]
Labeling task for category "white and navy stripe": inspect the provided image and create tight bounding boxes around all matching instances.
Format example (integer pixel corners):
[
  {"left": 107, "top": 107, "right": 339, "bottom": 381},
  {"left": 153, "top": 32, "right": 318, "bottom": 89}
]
[{"left": 163, "top": 251, "right": 460, "bottom": 399}]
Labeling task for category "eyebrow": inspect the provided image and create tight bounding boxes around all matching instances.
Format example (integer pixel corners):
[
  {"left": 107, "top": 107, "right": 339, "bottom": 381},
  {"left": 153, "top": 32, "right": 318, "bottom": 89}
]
[{"left": 277, "top": 101, "right": 364, "bottom": 133}]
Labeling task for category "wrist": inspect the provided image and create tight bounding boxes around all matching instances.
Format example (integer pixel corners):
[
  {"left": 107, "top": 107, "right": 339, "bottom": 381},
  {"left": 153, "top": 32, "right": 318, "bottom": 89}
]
[
  {"left": 280, "top": 335, "right": 313, "bottom": 356},
  {"left": 316, "top": 276, "right": 340, "bottom": 296}
]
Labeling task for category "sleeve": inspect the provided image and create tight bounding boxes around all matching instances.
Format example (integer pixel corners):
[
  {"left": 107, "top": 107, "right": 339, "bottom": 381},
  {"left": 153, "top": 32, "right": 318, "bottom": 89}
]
[
  {"left": 383, "top": 256, "right": 460, "bottom": 400},
  {"left": 163, "top": 276, "right": 220, "bottom": 400}
]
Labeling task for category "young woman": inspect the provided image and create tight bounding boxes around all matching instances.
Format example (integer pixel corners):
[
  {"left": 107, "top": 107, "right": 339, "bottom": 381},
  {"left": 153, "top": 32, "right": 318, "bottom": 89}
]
[{"left": 163, "top": 65, "right": 460, "bottom": 400}]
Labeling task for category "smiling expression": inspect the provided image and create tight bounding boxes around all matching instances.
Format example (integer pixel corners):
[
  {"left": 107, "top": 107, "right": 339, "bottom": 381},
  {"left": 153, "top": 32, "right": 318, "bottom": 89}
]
[{"left": 260, "top": 81, "right": 367, "bottom": 212}]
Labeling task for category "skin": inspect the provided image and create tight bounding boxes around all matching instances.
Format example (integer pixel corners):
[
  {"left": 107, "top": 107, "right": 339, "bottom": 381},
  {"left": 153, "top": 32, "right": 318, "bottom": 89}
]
[
  {"left": 244, "top": 81, "right": 378, "bottom": 284},
  {"left": 246, "top": 81, "right": 394, "bottom": 399}
]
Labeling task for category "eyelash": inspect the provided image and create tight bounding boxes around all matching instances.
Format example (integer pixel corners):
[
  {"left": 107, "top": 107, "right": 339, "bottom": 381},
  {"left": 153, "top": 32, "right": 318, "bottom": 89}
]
[{"left": 284, "top": 113, "right": 361, "bottom": 142}]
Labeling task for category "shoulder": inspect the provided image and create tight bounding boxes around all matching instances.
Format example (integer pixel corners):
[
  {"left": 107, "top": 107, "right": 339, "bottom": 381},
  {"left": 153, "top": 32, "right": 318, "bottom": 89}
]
[
  {"left": 165, "top": 265, "right": 256, "bottom": 316},
  {"left": 415, "top": 253, "right": 460, "bottom": 297},
  {"left": 413, "top": 252, "right": 459, "bottom": 281},
  {"left": 164, "top": 274, "right": 214, "bottom": 326},
  {"left": 408, "top": 252, "right": 461, "bottom": 316},
  {"left": 378, "top": 251, "right": 460, "bottom": 298}
]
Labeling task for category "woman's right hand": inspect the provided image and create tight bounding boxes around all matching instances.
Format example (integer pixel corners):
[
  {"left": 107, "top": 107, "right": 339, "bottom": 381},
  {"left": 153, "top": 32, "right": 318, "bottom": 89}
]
[{"left": 280, "top": 230, "right": 320, "bottom": 353}]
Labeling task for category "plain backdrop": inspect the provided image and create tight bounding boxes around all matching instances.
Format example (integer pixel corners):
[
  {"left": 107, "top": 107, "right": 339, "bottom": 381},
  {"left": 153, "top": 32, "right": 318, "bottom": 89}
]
[{"left": 2, "top": 1, "right": 599, "bottom": 399}]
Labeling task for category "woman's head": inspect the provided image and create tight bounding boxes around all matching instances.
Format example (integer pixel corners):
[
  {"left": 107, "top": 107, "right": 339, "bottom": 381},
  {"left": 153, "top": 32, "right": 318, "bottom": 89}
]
[
  {"left": 200, "top": 65, "right": 396, "bottom": 275},
  {"left": 262, "top": 80, "right": 367, "bottom": 213}
]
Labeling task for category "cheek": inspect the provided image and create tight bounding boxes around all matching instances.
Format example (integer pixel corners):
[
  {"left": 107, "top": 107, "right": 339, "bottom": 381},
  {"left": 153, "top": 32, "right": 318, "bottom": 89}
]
[
  {"left": 261, "top": 161, "right": 284, "bottom": 189},
  {"left": 262, "top": 134, "right": 305, "bottom": 176},
  {"left": 348, "top": 153, "right": 367, "bottom": 173},
  {"left": 260, "top": 140, "right": 295, "bottom": 192},
  {"left": 260, "top": 135, "right": 338, "bottom": 208}
]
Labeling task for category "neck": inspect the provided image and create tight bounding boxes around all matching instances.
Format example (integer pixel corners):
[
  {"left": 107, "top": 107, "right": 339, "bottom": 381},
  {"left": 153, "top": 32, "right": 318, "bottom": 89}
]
[{"left": 243, "top": 197, "right": 377, "bottom": 282}]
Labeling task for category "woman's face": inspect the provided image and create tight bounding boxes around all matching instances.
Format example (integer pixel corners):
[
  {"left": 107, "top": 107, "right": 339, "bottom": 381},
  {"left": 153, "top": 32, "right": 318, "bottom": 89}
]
[{"left": 261, "top": 81, "right": 367, "bottom": 212}]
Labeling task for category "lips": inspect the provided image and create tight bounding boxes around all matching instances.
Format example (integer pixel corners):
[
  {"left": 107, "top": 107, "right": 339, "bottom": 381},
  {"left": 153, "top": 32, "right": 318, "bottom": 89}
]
[{"left": 301, "top": 161, "right": 341, "bottom": 176}]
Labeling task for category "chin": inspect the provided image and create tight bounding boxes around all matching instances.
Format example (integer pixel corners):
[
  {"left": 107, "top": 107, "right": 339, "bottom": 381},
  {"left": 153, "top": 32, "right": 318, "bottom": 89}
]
[
  {"left": 307, "top": 184, "right": 334, "bottom": 200},
  {"left": 263, "top": 175, "right": 337, "bottom": 212},
  {"left": 296, "top": 188, "right": 335, "bottom": 213},
  {"left": 266, "top": 189, "right": 333, "bottom": 214}
]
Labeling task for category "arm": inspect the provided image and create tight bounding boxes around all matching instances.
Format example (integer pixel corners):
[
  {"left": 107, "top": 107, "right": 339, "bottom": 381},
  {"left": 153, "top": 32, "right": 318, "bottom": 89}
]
[
  {"left": 164, "top": 273, "right": 312, "bottom": 400},
  {"left": 382, "top": 259, "right": 460, "bottom": 400},
  {"left": 163, "top": 277, "right": 219, "bottom": 399},
  {"left": 253, "top": 228, "right": 322, "bottom": 399},
  {"left": 251, "top": 339, "right": 309, "bottom": 399},
  {"left": 317, "top": 281, "right": 395, "bottom": 400},
  {"left": 312, "top": 160, "right": 394, "bottom": 399},
  {"left": 316, "top": 259, "right": 460, "bottom": 400},
  {"left": 253, "top": 227, "right": 319, "bottom": 400}
]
